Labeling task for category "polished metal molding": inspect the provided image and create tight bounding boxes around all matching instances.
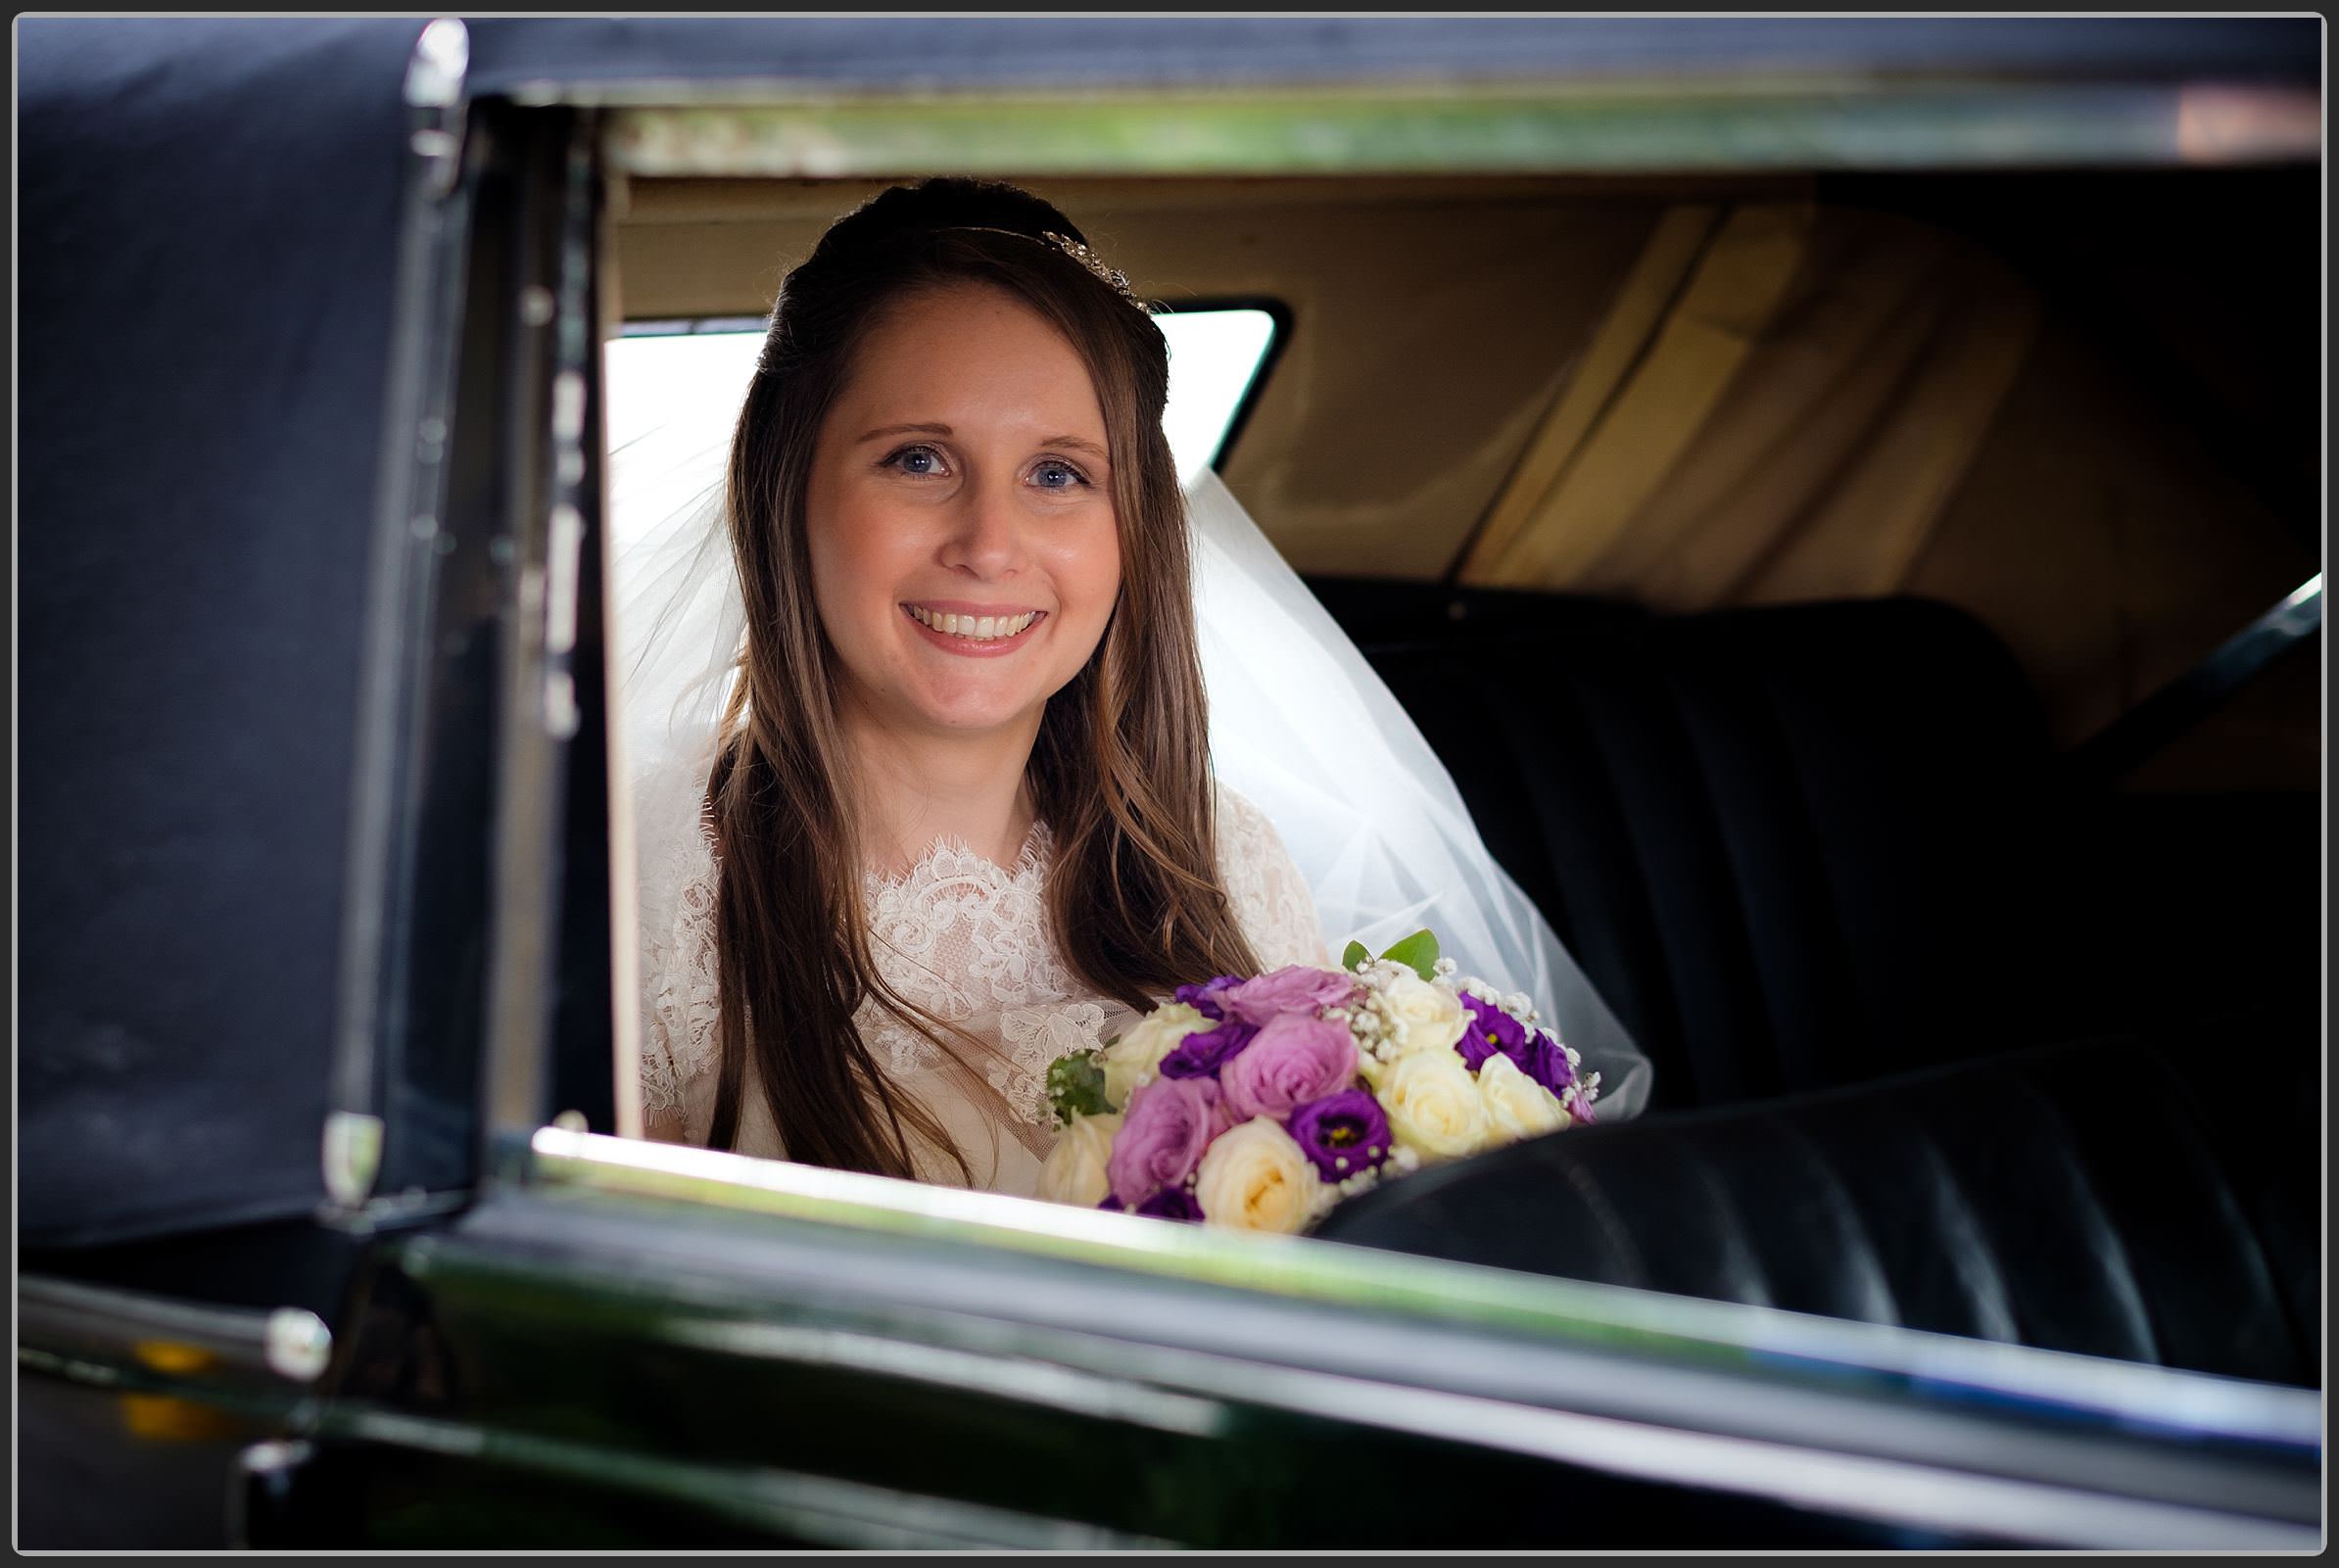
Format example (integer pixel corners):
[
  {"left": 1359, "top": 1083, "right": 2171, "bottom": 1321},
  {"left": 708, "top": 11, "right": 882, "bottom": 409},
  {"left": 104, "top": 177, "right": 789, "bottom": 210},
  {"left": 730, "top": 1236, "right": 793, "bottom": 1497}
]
[
  {"left": 322, "top": 1109, "right": 386, "bottom": 1209},
  {"left": 405, "top": 19, "right": 471, "bottom": 200},
  {"left": 525, "top": 1126, "right": 2321, "bottom": 1455},
  {"left": 20, "top": 1276, "right": 334, "bottom": 1388},
  {"left": 326, "top": 13, "right": 485, "bottom": 1199}
]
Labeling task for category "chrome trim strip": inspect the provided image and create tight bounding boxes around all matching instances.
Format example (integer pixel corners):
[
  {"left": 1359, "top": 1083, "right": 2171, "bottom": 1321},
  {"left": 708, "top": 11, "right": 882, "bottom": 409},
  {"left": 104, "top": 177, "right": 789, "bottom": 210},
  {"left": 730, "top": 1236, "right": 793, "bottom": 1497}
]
[
  {"left": 663, "top": 1316, "right": 1234, "bottom": 1440},
  {"left": 526, "top": 1128, "right": 2322, "bottom": 1453},
  {"left": 2076, "top": 571, "right": 2324, "bottom": 780},
  {"left": 19, "top": 1276, "right": 332, "bottom": 1389},
  {"left": 482, "top": 112, "right": 600, "bottom": 1136},
  {"left": 328, "top": 18, "right": 477, "bottom": 1201}
]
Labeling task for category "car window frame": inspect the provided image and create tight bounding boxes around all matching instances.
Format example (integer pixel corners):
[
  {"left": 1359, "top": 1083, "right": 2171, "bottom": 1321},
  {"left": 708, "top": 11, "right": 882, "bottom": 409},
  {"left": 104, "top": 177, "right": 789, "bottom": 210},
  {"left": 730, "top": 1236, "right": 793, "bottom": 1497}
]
[{"left": 311, "top": 32, "right": 2321, "bottom": 1546}]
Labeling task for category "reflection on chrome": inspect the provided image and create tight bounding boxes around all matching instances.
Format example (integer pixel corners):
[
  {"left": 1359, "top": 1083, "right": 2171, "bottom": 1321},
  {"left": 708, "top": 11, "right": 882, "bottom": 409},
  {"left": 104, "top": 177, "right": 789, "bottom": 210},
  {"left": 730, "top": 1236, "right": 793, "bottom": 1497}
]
[{"left": 529, "top": 1126, "right": 2319, "bottom": 1453}]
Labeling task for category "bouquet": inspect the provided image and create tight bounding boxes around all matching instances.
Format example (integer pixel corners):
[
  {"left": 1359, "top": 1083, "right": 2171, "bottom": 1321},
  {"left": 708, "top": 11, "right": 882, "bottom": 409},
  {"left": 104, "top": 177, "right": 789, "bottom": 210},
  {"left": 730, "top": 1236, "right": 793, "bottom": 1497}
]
[{"left": 1037, "top": 930, "right": 1599, "bottom": 1232}]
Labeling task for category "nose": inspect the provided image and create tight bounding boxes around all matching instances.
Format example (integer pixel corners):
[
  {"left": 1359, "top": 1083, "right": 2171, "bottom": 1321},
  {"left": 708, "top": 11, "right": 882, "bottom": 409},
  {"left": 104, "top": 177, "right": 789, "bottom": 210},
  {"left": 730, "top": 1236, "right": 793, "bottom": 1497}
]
[{"left": 936, "top": 474, "right": 1027, "bottom": 580}]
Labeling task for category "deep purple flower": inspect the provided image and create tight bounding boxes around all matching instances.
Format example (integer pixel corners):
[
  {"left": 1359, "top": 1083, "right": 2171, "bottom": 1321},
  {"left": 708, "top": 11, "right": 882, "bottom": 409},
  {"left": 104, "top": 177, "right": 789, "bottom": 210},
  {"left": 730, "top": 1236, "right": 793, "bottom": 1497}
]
[
  {"left": 1456, "top": 991, "right": 1531, "bottom": 1074},
  {"left": 1098, "top": 1186, "right": 1204, "bottom": 1222},
  {"left": 1107, "top": 1076, "right": 1222, "bottom": 1205},
  {"left": 1173, "top": 974, "right": 1244, "bottom": 1021},
  {"left": 1220, "top": 1013, "right": 1358, "bottom": 1121},
  {"left": 1523, "top": 1028, "right": 1577, "bottom": 1097},
  {"left": 1158, "top": 1018, "right": 1258, "bottom": 1080},
  {"left": 1286, "top": 1088, "right": 1394, "bottom": 1183},
  {"left": 1220, "top": 965, "right": 1360, "bottom": 1026}
]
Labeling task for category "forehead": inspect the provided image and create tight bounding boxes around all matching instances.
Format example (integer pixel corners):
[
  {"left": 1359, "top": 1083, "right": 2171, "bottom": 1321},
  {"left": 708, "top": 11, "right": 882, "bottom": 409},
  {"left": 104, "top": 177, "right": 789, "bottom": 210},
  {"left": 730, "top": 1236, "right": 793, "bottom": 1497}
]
[{"left": 837, "top": 281, "right": 1105, "bottom": 433}]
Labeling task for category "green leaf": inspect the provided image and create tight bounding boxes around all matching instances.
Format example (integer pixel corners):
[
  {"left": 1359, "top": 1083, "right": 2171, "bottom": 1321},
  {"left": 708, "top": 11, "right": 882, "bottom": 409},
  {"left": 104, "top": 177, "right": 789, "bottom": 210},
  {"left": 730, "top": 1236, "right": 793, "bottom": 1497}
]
[
  {"left": 1045, "top": 1049, "right": 1112, "bottom": 1126},
  {"left": 1340, "top": 939, "right": 1370, "bottom": 974},
  {"left": 1377, "top": 928, "right": 1440, "bottom": 982}
]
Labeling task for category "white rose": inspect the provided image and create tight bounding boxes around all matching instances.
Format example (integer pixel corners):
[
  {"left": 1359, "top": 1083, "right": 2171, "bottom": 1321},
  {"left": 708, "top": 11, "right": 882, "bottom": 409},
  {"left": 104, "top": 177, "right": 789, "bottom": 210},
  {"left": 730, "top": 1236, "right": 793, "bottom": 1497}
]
[
  {"left": 1192, "top": 1117, "right": 1323, "bottom": 1233},
  {"left": 1095, "top": 1003, "right": 1208, "bottom": 1111},
  {"left": 1379, "top": 1049, "right": 1490, "bottom": 1163},
  {"left": 1381, "top": 972, "right": 1468, "bottom": 1057},
  {"left": 1036, "top": 1112, "right": 1122, "bottom": 1209},
  {"left": 1475, "top": 1052, "right": 1572, "bottom": 1144},
  {"left": 1358, "top": 972, "right": 1469, "bottom": 1088}
]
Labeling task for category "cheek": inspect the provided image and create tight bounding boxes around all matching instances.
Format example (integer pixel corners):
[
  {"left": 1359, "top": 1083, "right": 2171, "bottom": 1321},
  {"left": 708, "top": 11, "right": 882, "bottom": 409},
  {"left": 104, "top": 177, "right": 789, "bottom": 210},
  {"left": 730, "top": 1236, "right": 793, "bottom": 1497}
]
[
  {"left": 1049, "top": 514, "right": 1124, "bottom": 633},
  {"left": 805, "top": 487, "right": 909, "bottom": 630}
]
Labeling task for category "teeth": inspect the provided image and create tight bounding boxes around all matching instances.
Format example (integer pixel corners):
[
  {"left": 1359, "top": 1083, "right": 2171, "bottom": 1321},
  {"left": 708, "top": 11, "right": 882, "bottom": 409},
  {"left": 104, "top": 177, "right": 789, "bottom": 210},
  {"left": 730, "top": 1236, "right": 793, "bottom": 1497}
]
[{"left": 909, "top": 606, "right": 1035, "bottom": 641}]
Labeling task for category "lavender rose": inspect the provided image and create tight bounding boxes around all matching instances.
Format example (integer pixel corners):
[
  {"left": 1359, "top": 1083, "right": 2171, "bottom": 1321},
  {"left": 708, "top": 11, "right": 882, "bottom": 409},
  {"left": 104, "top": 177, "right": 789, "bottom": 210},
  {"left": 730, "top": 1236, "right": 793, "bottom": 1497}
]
[
  {"left": 1158, "top": 1018, "right": 1258, "bottom": 1080},
  {"left": 1106, "top": 1075, "right": 1223, "bottom": 1206},
  {"left": 1563, "top": 1082, "right": 1599, "bottom": 1126},
  {"left": 1173, "top": 974, "right": 1244, "bottom": 1021},
  {"left": 1220, "top": 965, "right": 1360, "bottom": 1026},
  {"left": 1287, "top": 1088, "right": 1394, "bottom": 1182},
  {"left": 1220, "top": 1013, "right": 1359, "bottom": 1122},
  {"left": 1456, "top": 991, "right": 1530, "bottom": 1074}
]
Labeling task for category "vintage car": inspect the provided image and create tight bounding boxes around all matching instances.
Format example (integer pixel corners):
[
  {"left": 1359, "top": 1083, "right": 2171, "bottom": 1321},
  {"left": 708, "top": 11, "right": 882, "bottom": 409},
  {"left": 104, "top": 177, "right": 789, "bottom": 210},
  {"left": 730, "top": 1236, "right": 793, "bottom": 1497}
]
[{"left": 18, "top": 16, "right": 2321, "bottom": 1550}]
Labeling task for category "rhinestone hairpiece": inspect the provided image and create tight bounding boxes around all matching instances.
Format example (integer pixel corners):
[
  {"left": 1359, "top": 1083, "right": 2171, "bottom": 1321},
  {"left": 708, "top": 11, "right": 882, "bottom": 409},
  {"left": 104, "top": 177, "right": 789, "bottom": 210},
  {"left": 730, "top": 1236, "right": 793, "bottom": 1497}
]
[{"left": 943, "top": 225, "right": 1149, "bottom": 314}]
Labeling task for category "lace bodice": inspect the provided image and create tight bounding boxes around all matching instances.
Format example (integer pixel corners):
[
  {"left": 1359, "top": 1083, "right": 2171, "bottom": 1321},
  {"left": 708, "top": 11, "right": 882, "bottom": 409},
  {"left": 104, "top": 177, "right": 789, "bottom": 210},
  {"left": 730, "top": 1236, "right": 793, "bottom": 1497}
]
[{"left": 633, "top": 761, "right": 1328, "bottom": 1195}]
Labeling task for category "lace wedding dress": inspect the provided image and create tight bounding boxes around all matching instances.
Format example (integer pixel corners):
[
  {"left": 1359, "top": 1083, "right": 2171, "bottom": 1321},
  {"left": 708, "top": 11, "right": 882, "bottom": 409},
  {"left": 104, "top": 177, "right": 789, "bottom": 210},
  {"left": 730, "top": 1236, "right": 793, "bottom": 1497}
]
[{"left": 633, "top": 740, "right": 1328, "bottom": 1197}]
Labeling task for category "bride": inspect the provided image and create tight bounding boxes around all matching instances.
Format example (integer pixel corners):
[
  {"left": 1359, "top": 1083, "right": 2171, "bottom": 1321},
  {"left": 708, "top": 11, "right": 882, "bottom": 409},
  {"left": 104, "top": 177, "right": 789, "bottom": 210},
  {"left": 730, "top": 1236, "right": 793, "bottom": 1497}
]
[{"left": 627, "top": 178, "right": 1649, "bottom": 1199}]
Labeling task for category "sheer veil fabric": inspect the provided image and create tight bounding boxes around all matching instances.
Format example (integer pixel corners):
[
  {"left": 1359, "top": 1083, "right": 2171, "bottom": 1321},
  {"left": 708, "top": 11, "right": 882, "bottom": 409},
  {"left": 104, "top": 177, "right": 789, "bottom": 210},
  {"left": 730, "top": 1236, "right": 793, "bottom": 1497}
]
[
  {"left": 612, "top": 424, "right": 1653, "bottom": 1171},
  {"left": 1185, "top": 469, "right": 1649, "bottom": 1117}
]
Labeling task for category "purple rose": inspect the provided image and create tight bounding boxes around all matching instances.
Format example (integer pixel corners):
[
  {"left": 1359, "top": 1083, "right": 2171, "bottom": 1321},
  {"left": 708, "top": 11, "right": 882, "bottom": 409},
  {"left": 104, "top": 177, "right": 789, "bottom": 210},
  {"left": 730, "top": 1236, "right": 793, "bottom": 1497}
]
[
  {"left": 1456, "top": 991, "right": 1530, "bottom": 1074},
  {"left": 1158, "top": 1018, "right": 1258, "bottom": 1080},
  {"left": 1173, "top": 974, "right": 1244, "bottom": 1021},
  {"left": 1524, "top": 1028, "right": 1576, "bottom": 1096},
  {"left": 1287, "top": 1089, "right": 1394, "bottom": 1183},
  {"left": 1220, "top": 1013, "right": 1359, "bottom": 1122},
  {"left": 1220, "top": 965, "right": 1360, "bottom": 1026},
  {"left": 1106, "top": 1075, "right": 1222, "bottom": 1206},
  {"left": 1098, "top": 1186, "right": 1203, "bottom": 1222}
]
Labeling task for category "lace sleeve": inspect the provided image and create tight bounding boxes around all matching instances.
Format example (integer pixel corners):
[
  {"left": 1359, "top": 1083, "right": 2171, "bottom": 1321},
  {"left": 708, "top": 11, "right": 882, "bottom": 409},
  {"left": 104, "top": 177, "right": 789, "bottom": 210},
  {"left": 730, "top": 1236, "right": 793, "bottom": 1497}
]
[
  {"left": 1216, "top": 783, "right": 1331, "bottom": 971},
  {"left": 635, "top": 749, "right": 724, "bottom": 1142}
]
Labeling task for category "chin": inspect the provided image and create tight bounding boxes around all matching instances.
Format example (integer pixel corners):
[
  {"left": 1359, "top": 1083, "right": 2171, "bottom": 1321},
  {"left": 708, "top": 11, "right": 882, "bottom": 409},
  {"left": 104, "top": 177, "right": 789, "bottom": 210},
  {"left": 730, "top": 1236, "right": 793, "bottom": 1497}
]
[{"left": 899, "top": 683, "right": 1045, "bottom": 736}]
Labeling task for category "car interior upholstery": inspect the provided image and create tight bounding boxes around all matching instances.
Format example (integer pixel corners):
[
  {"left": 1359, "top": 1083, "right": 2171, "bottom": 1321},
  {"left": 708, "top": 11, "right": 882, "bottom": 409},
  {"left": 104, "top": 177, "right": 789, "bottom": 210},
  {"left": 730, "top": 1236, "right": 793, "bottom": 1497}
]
[{"left": 1314, "top": 1024, "right": 2319, "bottom": 1387}]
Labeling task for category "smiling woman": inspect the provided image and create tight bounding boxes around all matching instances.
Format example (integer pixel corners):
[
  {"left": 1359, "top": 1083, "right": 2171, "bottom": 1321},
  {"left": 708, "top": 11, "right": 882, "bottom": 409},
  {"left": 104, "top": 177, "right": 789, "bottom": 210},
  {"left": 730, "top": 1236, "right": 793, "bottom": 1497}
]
[{"left": 630, "top": 179, "right": 1329, "bottom": 1190}]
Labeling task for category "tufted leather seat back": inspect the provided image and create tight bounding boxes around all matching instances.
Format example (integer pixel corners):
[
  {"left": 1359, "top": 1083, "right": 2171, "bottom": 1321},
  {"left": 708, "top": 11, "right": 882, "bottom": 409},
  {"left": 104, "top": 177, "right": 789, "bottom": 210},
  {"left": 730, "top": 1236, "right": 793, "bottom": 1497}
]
[
  {"left": 1313, "top": 1028, "right": 2319, "bottom": 1386},
  {"left": 1356, "top": 596, "right": 2121, "bottom": 1111}
]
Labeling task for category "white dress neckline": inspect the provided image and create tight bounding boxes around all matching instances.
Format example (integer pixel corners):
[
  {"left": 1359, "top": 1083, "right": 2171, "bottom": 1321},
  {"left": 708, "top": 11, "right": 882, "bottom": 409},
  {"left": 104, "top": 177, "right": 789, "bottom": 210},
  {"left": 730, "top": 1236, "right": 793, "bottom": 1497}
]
[
  {"left": 861, "top": 818, "right": 1052, "bottom": 897},
  {"left": 635, "top": 769, "right": 1330, "bottom": 1196}
]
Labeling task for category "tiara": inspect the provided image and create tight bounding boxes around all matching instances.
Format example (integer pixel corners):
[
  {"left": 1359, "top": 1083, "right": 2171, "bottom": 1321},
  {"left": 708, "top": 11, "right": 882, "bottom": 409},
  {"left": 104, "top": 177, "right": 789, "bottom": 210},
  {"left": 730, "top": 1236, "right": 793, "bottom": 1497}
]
[{"left": 943, "top": 225, "right": 1150, "bottom": 314}]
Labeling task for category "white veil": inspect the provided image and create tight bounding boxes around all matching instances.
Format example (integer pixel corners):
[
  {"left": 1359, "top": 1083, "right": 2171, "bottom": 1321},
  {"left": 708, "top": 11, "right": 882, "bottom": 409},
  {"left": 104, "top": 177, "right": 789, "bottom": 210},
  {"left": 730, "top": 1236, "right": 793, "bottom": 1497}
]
[{"left": 610, "top": 435, "right": 1653, "bottom": 1121}]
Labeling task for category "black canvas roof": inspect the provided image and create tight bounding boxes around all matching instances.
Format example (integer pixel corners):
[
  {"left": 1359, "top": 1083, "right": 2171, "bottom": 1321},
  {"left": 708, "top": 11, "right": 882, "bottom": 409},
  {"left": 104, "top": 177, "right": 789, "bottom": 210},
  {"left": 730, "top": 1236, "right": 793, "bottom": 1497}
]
[
  {"left": 21, "top": 20, "right": 420, "bottom": 1248},
  {"left": 17, "top": 15, "right": 2319, "bottom": 1251}
]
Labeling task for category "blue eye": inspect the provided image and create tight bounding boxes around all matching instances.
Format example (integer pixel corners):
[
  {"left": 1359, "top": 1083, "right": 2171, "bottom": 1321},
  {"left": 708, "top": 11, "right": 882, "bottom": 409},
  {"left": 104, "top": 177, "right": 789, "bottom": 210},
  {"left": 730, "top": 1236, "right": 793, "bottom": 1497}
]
[
  {"left": 1032, "top": 460, "right": 1085, "bottom": 491},
  {"left": 885, "top": 444, "right": 945, "bottom": 477}
]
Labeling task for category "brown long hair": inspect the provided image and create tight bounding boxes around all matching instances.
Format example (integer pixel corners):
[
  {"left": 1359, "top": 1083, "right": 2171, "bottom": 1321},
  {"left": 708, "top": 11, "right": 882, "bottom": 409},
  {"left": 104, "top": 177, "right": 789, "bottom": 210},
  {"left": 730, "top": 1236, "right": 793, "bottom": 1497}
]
[{"left": 705, "top": 178, "right": 1262, "bottom": 1174}]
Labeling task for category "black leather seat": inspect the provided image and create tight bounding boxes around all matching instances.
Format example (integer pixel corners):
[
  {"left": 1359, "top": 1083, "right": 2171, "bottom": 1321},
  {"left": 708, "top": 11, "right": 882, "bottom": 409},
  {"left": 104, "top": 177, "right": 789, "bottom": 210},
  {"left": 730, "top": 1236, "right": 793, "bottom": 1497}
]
[
  {"left": 1301, "top": 583, "right": 2317, "bottom": 1382},
  {"left": 1328, "top": 592, "right": 2126, "bottom": 1112},
  {"left": 1313, "top": 1026, "right": 2318, "bottom": 1387}
]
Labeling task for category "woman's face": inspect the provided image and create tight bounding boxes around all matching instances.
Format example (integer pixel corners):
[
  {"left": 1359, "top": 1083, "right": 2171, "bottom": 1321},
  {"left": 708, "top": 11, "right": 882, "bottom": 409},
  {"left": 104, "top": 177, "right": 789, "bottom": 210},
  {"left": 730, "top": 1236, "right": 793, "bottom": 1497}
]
[{"left": 805, "top": 281, "right": 1123, "bottom": 743}]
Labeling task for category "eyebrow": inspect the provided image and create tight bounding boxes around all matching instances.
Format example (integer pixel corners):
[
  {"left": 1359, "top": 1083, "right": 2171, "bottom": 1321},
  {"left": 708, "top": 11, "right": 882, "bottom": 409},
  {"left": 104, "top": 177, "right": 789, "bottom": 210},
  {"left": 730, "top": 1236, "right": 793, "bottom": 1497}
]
[
  {"left": 856, "top": 421, "right": 1110, "bottom": 461},
  {"left": 857, "top": 422, "right": 953, "bottom": 445}
]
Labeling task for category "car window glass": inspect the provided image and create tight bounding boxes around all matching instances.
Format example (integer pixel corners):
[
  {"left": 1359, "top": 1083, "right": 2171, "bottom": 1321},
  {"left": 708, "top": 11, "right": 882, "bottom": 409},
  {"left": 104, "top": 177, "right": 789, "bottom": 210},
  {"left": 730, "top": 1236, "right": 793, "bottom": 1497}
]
[{"left": 605, "top": 307, "right": 1281, "bottom": 487}]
